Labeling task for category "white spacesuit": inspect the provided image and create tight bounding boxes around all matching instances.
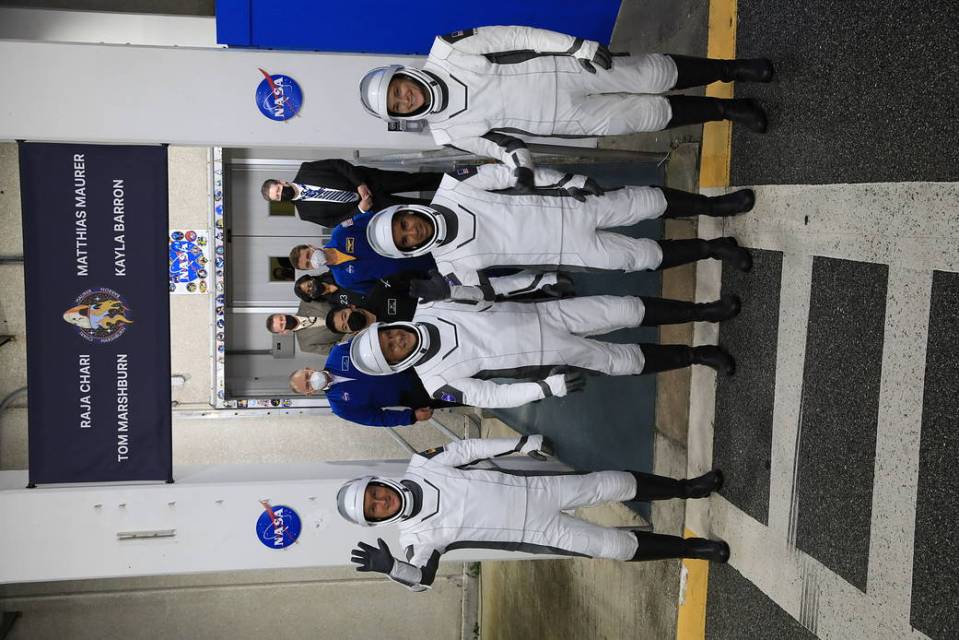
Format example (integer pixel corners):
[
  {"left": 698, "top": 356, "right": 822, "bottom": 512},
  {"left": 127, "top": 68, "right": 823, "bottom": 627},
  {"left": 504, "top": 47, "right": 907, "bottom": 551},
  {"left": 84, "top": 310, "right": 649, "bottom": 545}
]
[
  {"left": 359, "top": 26, "right": 773, "bottom": 172},
  {"left": 337, "top": 435, "right": 729, "bottom": 591},
  {"left": 366, "top": 164, "right": 755, "bottom": 292},
  {"left": 349, "top": 295, "right": 735, "bottom": 408}
]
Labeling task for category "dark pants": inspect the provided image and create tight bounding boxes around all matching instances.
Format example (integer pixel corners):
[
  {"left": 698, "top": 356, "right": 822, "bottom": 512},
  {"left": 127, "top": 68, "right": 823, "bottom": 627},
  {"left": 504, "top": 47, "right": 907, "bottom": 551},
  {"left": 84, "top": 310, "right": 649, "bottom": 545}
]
[{"left": 369, "top": 169, "right": 444, "bottom": 210}]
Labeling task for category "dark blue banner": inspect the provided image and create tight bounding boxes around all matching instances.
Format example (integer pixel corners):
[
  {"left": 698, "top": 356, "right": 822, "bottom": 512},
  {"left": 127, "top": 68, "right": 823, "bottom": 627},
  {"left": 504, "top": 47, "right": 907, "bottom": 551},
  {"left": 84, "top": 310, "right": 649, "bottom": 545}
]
[{"left": 20, "top": 143, "right": 172, "bottom": 484}]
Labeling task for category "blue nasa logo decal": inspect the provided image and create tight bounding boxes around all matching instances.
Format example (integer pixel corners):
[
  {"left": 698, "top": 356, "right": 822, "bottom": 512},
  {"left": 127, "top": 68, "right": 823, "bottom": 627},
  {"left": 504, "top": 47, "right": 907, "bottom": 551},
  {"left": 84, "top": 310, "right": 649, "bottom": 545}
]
[
  {"left": 256, "top": 501, "right": 302, "bottom": 549},
  {"left": 255, "top": 68, "right": 303, "bottom": 121}
]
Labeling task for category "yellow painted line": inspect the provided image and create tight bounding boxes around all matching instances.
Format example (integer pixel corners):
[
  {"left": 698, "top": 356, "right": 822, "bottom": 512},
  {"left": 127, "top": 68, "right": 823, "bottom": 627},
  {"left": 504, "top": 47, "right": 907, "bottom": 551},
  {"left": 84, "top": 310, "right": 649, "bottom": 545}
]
[
  {"left": 676, "top": 528, "right": 710, "bottom": 640},
  {"left": 699, "top": 0, "right": 738, "bottom": 189}
]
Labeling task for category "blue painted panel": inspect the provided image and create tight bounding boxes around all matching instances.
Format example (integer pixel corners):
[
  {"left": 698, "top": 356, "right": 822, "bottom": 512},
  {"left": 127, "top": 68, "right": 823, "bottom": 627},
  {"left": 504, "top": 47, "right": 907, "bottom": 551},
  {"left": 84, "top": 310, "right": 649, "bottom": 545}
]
[
  {"left": 217, "top": 0, "right": 621, "bottom": 53},
  {"left": 216, "top": 0, "right": 251, "bottom": 46}
]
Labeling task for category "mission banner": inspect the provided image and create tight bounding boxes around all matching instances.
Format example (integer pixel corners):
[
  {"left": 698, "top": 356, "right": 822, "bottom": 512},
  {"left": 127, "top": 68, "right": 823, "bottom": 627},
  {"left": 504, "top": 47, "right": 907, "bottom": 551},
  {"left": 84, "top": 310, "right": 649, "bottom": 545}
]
[{"left": 20, "top": 143, "right": 173, "bottom": 484}]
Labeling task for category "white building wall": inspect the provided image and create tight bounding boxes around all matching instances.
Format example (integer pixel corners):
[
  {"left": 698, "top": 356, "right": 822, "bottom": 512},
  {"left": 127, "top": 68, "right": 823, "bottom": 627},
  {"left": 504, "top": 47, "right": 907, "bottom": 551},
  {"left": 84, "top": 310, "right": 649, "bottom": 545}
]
[
  {"left": 0, "top": 7, "right": 218, "bottom": 47},
  {"left": 0, "top": 141, "right": 473, "bottom": 639}
]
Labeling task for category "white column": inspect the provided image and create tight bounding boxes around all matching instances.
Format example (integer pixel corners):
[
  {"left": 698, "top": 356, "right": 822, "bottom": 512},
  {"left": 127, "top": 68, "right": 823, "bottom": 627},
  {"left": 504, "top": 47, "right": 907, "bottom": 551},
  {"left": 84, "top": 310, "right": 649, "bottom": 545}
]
[
  {"left": 0, "top": 40, "right": 433, "bottom": 150},
  {"left": 0, "top": 457, "right": 568, "bottom": 583}
]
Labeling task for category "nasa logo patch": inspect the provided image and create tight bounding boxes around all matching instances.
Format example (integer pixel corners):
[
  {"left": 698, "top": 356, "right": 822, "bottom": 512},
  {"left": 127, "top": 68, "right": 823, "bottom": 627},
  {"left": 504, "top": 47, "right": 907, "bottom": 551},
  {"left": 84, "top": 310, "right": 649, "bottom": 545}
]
[
  {"left": 63, "top": 288, "right": 133, "bottom": 344},
  {"left": 255, "top": 69, "right": 303, "bottom": 121},
  {"left": 256, "top": 501, "right": 302, "bottom": 549}
]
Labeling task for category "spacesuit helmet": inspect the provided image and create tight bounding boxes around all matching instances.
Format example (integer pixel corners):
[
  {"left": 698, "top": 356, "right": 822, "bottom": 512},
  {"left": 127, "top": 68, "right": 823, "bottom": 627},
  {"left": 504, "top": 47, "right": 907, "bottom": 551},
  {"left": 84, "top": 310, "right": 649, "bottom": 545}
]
[
  {"left": 350, "top": 321, "right": 431, "bottom": 375},
  {"left": 359, "top": 65, "right": 443, "bottom": 122},
  {"left": 336, "top": 475, "right": 413, "bottom": 527},
  {"left": 367, "top": 204, "right": 447, "bottom": 259}
]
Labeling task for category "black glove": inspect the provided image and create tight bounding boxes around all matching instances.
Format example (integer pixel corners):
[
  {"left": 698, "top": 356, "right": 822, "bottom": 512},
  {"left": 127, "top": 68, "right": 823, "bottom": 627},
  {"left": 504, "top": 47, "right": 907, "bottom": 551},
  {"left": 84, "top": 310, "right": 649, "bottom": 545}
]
[
  {"left": 351, "top": 538, "right": 395, "bottom": 575},
  {"left": 409, "top": 270, "right": 452, "bottom": 302},
  {"left": 567, "top": 178, "right": 606, "bottom": 202},
  {"left": 540, "top": 273, "right": 575, "bottom": 298},
  {"left": 513, "top": 167, "right": 535, "bottom": 193},
  {"left": 593, "top": 45, "right": 613, "bottom": 70},
  {"left": 564, "top": 371, "right": 587, "bottom": 393},
  {"left": 527, "top": 436, "right": 555, "bottom": 461},
  {"left": 548, "top": 366, "right": 588, "bottom": 395},
  {"left": 578, "top": 46, "right": 613, "bottom": 73}
]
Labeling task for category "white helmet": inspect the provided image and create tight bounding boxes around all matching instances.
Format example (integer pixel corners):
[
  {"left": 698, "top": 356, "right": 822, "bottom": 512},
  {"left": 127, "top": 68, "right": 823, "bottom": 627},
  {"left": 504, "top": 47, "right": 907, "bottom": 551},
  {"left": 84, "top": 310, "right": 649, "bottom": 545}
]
[
  {"left": 359, "top": 65, "right": 443, "bottom": 122},
  {"left": 336, "top": 476, "right": 413, "bottom": 527},
  {"left": 367, "top": 204, "right": 448, "bottom": 259},
  {"left": 350, "top": 321, "right": 431, "bottom": 375}
]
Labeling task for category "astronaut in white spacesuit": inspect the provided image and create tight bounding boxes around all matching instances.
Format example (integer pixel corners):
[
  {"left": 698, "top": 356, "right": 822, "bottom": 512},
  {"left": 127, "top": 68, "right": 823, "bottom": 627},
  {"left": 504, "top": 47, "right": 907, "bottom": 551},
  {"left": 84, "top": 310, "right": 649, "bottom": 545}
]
[
  {"left": 348, "top": 294, "right": 738, "bottom": 409},
  {"left": 338, "top": 434, "right": 729, "bottom": 591},
  {"left": 365, "top": 163, "right": 754, "bottom": 294},
  {"left": 359, "top": 25, "right": 772, "bottom": 185}
]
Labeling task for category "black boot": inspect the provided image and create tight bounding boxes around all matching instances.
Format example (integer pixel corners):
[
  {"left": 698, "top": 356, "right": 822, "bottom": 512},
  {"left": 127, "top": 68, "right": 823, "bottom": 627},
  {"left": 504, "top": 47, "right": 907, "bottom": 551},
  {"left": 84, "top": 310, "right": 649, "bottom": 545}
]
[
  {"left": 638, "top": 344, "right": 735, "bottom": 376},
  {"left": 660, "top": 187, "right": 755, "bottom": 218},
  {"left": 630, "top": 471, "right": 687, "bottom": 500},
  {"left": 666, "top": 95, "right": 767, "bottom": 133},
  {"left": 692, "top": 345, "right": 736, "bottom": 376},
  {"left": 657, "top": 238, "right": 753, "bottom": 272},
  {"left": 631, "top": 469, "right": 724, "bottom": 500},
  {"left": 683, "top": 538, "right": 731, "bottom": 563},
  {"left": 669, "top": 54, "right": 775, "bottom": 89},
  {"left": 629, "top": 531, "right": 730, "bottom": 563},
  {"left": 682, "top": 470, "right": 725, "bottom": 498},
  {"left": 707, "top": 237, "right": 753, "bottom": 271},
  {"left": 640, "top": 295, "right": 740, "bottom": 326}
]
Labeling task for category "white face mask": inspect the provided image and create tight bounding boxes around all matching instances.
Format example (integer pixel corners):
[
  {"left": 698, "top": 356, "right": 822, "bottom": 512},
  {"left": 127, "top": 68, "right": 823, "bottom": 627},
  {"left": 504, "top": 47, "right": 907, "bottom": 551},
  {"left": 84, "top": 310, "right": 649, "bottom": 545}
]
[
  {"left": 309, "top": 370, "right": 328, "bottom": 392},
  {"left": 309, "top": 249, "right": 323, "bottom": 270}
]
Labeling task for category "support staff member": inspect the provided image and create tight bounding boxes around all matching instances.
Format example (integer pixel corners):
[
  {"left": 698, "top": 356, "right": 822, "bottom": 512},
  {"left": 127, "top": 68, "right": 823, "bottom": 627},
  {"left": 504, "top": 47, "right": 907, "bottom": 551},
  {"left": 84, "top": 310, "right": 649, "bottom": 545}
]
[
  {"left": 289, "top": 212, "right": 435, "bottom": 295},
  {"left": 288, "top": 339, "right": 457, "bottom": 427},
  {"left": 262, "top": 159, "right": 443, "bottom": 228},
  {"left": 266, "top": 299, "right": 340, "bottom": 356}
]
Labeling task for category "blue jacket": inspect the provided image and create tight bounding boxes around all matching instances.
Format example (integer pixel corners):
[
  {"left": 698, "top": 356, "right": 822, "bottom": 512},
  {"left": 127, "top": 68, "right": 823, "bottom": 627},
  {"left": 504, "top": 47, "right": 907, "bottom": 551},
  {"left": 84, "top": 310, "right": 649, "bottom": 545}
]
[
  {"left": 325, "top": 211, "right": 435, "bottom": 294},
  {"left": 323, "top": 340, "right": 423, "bottom": 427}
]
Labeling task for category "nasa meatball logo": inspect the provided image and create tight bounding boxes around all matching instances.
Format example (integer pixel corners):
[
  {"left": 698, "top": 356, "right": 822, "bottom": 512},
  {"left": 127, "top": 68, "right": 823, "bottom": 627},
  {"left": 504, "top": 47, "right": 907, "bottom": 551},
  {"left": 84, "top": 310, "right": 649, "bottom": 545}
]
[
  {"left": 256, "top": 500, "right": 302, "bottom": 549},
  {"left": 63, "top": 288, "right": 133, "bottom": 343},
  {"left": 255, "top": 68, "right": 303, "bottom": 121}
]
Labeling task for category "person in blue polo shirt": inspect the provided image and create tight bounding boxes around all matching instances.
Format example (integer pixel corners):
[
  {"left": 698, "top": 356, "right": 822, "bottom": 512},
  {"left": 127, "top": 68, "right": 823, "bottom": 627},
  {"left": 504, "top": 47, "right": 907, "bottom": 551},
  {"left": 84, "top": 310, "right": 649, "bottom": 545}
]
[
  {"left": 288, "top": 212, "right": 435, "bottom": 295},
  {"left": 288, "top": 339, "right": 455, "bottom": 427}
]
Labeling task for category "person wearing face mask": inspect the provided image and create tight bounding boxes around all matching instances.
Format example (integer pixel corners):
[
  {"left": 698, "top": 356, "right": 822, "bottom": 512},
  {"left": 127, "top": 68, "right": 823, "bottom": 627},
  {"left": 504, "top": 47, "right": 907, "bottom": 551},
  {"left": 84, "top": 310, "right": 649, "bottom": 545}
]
[
  {"left": 288, "top": 339, "right": 458, "bottom": 427},
  {"left": 327, "top": 306, "right": 378, "bottom": 334},
  {"left": 266, "top": 298, "right": 341, "bottom": 356},
  {"left": 294, "top": 272, "right": 364, "bottom": 306},
  {"left": 260, "top": 159, "right": 443, "bottom": 228},
  {"left": 289, "top": 214, "right": 436, "bottom": 295},
  {"left": 359, "top": 26, "right": 772, "bottom": 181}
]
